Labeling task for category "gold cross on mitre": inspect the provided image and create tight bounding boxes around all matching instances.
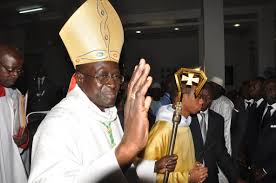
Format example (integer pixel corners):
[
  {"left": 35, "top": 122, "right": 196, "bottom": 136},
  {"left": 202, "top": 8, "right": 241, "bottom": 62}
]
[{"left": 174, "top": 67, "right": 207, "bottom": 98}]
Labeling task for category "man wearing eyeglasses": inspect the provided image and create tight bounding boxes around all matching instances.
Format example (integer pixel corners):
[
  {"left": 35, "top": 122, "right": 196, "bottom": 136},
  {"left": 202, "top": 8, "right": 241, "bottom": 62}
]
[
  {"left": 28, "top": 0, "right": 164, "bottom": 182},
  {"left": 0, "top": 44, "right": 29, "bottom": 183}
]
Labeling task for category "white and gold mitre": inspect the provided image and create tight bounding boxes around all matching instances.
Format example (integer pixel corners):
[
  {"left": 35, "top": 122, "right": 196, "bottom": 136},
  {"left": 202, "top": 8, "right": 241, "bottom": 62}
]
[
  {"left": 59, "top": 0, "right": 124, "bottom": 67},
  {"left": 174, "top": 67, "right": 207, "bottom": 97}
]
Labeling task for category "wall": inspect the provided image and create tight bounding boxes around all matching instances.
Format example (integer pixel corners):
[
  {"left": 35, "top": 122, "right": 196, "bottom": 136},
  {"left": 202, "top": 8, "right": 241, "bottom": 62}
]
[
  {"left": 0, "top": 23, "right": 271, "bottom": 92},
  {"left": 122, "top": 32, "right": 199, "bottom": 82}
]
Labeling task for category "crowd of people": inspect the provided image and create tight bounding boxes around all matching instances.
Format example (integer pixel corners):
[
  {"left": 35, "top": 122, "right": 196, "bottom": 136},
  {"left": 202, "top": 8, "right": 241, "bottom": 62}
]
[{"left": 0, "top": 0, "right": 276, "bottom": 183}]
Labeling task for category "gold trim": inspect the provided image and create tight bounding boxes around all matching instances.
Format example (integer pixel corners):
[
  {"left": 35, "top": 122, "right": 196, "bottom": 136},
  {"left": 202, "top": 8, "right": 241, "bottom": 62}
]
[{"left": 174, "top": 68, "right": 207, "bottom": 99}]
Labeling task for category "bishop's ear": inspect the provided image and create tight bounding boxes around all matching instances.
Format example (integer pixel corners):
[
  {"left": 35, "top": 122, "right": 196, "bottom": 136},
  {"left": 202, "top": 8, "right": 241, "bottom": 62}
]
[{"left": 75, "top": 72, "right": 84, "bottom": 84}]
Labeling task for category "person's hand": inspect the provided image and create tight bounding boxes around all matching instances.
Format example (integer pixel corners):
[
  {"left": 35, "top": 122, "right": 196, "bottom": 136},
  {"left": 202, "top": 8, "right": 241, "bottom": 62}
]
[
  {"left": 251, "top": 167, "right": 267, "bottom": 181},
  {"left": 188, "top": 162, "right": 208, "bottom": 183},
  {"left": 154, "top": 155, "right": 178, "bottom": 174},
  {"left": 116, "top": 59, "right": 152, "bottom": 167}
]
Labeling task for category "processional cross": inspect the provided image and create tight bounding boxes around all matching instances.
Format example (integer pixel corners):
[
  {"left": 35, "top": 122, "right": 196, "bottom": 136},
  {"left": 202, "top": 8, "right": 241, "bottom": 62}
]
[{"left": 182, "top": 73, "right": 199, "bottom": 85}]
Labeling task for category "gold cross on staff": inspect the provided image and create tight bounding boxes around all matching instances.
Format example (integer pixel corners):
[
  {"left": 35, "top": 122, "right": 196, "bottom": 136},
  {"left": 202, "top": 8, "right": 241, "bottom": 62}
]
[{"left": 182, "top": 73, "right": 199, "bottom": 86}]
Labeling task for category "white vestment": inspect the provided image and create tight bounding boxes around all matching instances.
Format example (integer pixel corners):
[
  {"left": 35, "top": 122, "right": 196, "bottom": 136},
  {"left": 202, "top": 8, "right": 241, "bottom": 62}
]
[
  {"left": 210, "top": 95, "right": 234, "bottom": 183},
  {"left": 28, "top": 85, "right": 154, "bottom": 183},
  {"left": 0, "top": 87, "right": 28, "bottom": 183}
]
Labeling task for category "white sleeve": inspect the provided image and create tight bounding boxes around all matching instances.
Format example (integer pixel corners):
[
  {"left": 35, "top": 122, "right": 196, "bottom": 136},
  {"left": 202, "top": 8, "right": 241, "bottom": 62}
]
[
  {"left": 28, "top": 118, "right": 126, "bottom": 183},
  {"left": 135, "top": 158, "right": 156, "bottom": 183}
]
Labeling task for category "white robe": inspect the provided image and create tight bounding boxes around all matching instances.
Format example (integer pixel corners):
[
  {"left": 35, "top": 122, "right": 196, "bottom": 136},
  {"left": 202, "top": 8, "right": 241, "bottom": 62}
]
[
  {"left": 28, "top": 85, "right": 155, "bottom": 183},
  {"left": 210, "top": 95, "right": 234, "bottom": 183},
  {"left": 0, "top": 87, "right": 28, "bottom": 183}
]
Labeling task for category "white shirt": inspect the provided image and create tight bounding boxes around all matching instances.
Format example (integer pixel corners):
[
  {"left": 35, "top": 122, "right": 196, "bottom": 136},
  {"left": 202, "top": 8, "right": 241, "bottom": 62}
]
[
  {"left": 262, "top": 103, "right": 276, "bottom": 118},
  {"left": 244, "top": 99, "right": 254, "bottom": 109},
  {"left": 28, "top": 85, "right": 155, "bottom": 183},
  {"left": 0, "top": 87, "right": 28, "bottom": 183},
  {"left": 255, "top": 98, "right": 264, "bottom": 108}
]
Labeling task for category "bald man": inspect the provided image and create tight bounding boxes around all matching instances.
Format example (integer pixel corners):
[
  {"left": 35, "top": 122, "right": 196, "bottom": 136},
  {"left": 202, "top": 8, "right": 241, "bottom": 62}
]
[{"left": 0, "top": 44, "right": 29, "bottom": 183}]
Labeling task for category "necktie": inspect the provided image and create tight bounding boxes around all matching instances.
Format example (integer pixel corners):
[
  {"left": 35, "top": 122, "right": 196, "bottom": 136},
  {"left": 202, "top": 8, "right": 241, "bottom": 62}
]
[
  {"left": 261, "top": 106, "right": 273, "bottom": 128},
  {"left": 249, "top": 102, "right": 257, "bottom": 111},
  {"left": 200, "top": 113, "right": 207, "bottom": 143},
  {"left": 246, "top": 102, "right": 251, "bottom": 109}
]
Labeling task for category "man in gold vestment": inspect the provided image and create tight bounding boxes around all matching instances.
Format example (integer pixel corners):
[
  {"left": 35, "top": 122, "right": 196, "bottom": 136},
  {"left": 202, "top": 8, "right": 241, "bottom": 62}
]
[{"left": 141, "top": 69, "right": 208, "bottom": 183}]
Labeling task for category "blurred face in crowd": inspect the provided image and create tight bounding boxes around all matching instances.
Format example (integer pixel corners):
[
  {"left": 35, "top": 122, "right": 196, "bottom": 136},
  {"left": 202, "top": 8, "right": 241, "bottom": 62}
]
[
  {"left": 181, "top": 85, "right": 204, "bottom": 117},
  {"left": 0, "top": 45, "right": 23, "bottom": 88},
  {"left": 249, "top": 79, "right": 263, "bottom": 100},
  {"left": 264, "top": 79, "right": 276, "bottom": 105},
  {"left": 240, "top": 81, "right": 251, "bottom": 99},
  {"left": 199, "top": 88, "right": 212, "bottom": 112},
  {"left": 76, "top": 61, "right": 123, "bottom": 111}
]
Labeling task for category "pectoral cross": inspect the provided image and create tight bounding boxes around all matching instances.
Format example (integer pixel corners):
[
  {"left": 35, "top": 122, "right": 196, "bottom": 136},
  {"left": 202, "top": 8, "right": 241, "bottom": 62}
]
[{"left": 182, "top": 73, "right": 199, "bottom": 86}]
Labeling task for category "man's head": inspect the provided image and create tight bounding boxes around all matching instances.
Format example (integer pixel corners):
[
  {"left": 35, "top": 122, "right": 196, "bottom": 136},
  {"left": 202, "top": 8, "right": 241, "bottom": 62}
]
[
  {"left": 239, "top": 80, "right": 251, "bottom": 100},
  {"left": 75, "top": 61, "right": 123, "bottom": 111},
  {"left": 59, "top": 0, "right": 124, "bottom": 111},
  {"left": 264, "top": 79, "right": 276, "bottom": 105},
  {"left": 209, "top": 76, "right": 225, "bottom": 99},
  {"left": 0, "top": 44, "right": 23, "bottom": 88},
  {"left": 180, "top": 84, "right": 204, "bottom": 117},
  {"left": 249, "top": 77, "right": 265, "bottom": 100},
  {"left": 150, "top": 82, "right": 162, "bottom": 101},
  {"left": 199, "top": 82, "right": 214, "bottom": 111},
  {"left": 171, "top": 68, "right": 207, "bottom": 117}
]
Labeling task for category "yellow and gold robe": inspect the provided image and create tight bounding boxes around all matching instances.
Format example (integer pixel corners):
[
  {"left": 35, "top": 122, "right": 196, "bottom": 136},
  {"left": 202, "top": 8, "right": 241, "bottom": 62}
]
[{"left": 142, "top": 104, "right": 196, "bottom": 183}]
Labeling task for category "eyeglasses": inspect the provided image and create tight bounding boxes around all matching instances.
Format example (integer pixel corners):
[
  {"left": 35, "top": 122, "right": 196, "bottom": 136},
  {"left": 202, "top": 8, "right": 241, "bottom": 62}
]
[
  {"left": 77, "top": 71, "right": 124, "bottom": 85},
  {"left": 0, "top": 62, "right": 23, "bottom": 75}
]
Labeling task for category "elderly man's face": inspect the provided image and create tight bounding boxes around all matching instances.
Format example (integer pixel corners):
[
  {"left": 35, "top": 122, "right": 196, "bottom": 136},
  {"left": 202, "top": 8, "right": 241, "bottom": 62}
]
[
  {"left": 76, "top": 61, "right": 122, "bottom": 111},
  {"left": 0, "top": 54, "right": 23, "bottom": 87}
]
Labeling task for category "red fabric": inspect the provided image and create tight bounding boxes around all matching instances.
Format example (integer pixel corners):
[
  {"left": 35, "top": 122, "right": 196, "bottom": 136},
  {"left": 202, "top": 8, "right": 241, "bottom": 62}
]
[
  {"left": 14, "top": 128, "right": 29, "bottom": 150},
  {"left": 18, "top": 129, "right": 29, "bottom": 150},
  {"left": 0, "top": 85, "right": 5, "bottom": 97},
  {"left": 68, "top": 73, "right": 77, "bottom": 93}
]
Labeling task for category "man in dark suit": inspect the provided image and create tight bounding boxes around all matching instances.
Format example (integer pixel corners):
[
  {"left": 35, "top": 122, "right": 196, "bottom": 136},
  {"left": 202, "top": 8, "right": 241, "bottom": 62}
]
[
  {"left": 251, "top": 78, "right": 276, "bottom": 183},
  {"left": 190, "top": 82, "right": 245, "bottom": 183},
  {"left": 244, "top": 77, "right": 266, "bottom": 167}
]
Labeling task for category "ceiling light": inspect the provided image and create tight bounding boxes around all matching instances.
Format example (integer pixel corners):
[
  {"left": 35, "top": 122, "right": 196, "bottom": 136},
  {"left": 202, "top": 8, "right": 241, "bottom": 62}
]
[
  {"left": 174, "top": 27, "right": 180, "bottom": 31},
  {"left": 136, "top": 30, "right": 142, "bottom": 34},
  {"left": 18, "top": 6, "right": 45, "bottom": 14},
  {"left": 234, "top": 24, "right": 240, "bottom": 27}
]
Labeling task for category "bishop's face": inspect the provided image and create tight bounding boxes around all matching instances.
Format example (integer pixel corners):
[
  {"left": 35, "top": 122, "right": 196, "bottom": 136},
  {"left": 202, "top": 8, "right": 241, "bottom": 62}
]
[{"left": 76, "top": 61, "right": 122, "bottom": 111}]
